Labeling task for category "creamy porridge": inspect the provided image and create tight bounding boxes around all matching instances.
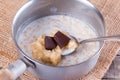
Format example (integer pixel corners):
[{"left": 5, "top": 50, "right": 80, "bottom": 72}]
[{"left": 18, "top": 15, "right": 100, "bottom": 66}]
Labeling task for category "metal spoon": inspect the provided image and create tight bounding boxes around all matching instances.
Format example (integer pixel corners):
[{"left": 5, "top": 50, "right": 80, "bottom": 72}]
[{"left": 62, "top": 35, "right": 120, "bottom": 56}]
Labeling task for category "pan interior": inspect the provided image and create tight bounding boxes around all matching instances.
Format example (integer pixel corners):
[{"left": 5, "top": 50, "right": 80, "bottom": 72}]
[{"left": 16, "top": 15, "right": 100, "bottom": 66}]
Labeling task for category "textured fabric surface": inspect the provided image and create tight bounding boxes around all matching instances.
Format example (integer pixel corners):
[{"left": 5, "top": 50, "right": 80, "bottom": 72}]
[{"left": 0, "top": 0, "right": 120, "bottom": 80}]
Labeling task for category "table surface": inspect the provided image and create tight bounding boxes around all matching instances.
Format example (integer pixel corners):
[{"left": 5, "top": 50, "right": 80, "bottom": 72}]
[{"left": 103, "top": 51, "right": 120, "bottom": 80}]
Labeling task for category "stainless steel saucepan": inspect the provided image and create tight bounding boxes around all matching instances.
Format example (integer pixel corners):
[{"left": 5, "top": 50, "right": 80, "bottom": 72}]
[{"left": 0, "top": 0, "right": 105, "bottom": 80}]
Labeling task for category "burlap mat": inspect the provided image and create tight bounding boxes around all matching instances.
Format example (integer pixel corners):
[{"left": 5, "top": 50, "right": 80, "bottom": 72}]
[{"left": 0, "top": 0, "right": 120, "bottom": 80}]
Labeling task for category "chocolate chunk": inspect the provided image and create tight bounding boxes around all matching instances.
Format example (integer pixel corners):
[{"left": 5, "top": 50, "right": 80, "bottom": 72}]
[
  {"left": 54, "top": 31, "right": 70, "bottom": 48},
  {"left": 45, "top": 36, "right": 57, "bottom": 50}
]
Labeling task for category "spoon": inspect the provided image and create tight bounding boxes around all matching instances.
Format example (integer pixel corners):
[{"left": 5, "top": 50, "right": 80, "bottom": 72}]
[{"left": 62, "top": 35, "right": 120, "bottom": 56}]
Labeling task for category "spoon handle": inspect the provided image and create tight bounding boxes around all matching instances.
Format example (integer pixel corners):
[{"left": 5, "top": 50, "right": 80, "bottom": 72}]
[{"left": 80, "top": 35, "right": 120, "bottom": 44}]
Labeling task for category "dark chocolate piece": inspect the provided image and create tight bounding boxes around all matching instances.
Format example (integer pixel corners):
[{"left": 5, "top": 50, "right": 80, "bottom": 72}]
[
  {"left": 54, "top": 31, "right": 70, "bottom": 48},
  {"left": 45, "top": 36, "right": 57, "bottom": 50}
]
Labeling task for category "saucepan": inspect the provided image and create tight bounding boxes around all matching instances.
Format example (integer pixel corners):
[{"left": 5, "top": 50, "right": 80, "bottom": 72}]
[{"left": 0, "top": 0, "right": 105, "bottom": 80}]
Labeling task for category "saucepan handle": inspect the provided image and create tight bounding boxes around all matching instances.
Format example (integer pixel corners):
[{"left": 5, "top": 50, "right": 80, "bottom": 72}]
[{"left": 0, "top": 60, "right": 27, "bottom": 80}]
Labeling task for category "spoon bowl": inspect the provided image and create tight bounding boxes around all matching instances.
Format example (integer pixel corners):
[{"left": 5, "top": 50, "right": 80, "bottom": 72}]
[{"left": 61, "top": 34, "right": 120, "bottom": 56}]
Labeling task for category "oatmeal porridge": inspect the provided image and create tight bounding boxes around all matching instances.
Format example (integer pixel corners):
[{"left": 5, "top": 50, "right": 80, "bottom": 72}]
[{"left": 18, "top": 15, "right": 100, "bottom": 66}]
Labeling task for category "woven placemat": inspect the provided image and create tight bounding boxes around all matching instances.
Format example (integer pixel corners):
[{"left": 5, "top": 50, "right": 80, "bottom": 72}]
[{"left": 0, "top": 0, "right": 120, "bottom": 80}]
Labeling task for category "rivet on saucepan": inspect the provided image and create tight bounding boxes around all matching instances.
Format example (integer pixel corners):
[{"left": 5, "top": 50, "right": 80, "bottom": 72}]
[{"left": 50, "top": 7, "right": 58, "bottom": 14}]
